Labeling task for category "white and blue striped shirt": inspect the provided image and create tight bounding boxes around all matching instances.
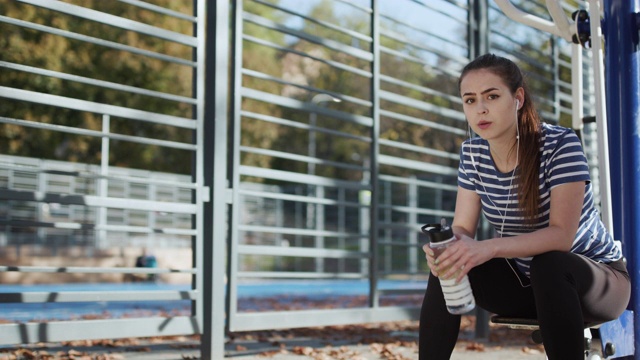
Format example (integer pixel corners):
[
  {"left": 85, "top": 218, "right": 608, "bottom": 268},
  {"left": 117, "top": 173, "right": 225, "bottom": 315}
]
[{"left": 458, "top": 123, "right": 622, "bottom": 277}]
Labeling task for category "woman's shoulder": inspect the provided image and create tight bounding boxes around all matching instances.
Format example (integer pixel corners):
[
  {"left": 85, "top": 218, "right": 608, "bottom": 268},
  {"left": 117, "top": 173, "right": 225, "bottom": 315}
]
[
  {"left": 540, "top": 122, "right": 580, "bottom": 145},
  {"left": 461, "top": 136, "right": 488, "bottom": 149},
  {"left": 541, "top": 122, "right": 576, "bottom": 135}
]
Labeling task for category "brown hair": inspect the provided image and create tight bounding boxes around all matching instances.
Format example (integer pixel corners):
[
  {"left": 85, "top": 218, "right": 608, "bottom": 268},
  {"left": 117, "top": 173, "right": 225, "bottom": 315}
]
[{"left": 458, "top": 54, "right": 541, "bottom": 224}]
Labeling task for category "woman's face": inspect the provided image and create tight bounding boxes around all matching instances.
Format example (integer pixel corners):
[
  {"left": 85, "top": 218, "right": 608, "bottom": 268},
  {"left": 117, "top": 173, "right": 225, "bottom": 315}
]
[{"left": 460, "top": 69, "right": 522, "bottom": 143}]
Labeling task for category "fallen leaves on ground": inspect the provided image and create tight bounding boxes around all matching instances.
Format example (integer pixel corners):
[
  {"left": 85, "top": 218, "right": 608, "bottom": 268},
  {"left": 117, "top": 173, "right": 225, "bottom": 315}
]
[
  {"left": 0, "top": 335, "right": 198, "bottom": 360},
  {"left": 0, "top": 296, "right": 544, "bottom": 360},
  {"left": 225, "top": 320, "right": 420, "bottom": 359}
]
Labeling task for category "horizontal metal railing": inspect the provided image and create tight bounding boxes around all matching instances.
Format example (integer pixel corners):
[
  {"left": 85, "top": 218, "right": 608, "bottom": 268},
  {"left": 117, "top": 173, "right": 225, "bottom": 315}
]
[{"left": 0, "top": 0, "right": 205, "bottom": 347}]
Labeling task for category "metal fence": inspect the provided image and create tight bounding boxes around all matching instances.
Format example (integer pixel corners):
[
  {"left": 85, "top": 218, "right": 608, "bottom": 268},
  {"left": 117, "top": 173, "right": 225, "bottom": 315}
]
[
  {"left": 0, "top": 0, "right": 596, "bottom": 358},
  {"left": 0, "top": 0, "right": 211, "bottom": 350}
]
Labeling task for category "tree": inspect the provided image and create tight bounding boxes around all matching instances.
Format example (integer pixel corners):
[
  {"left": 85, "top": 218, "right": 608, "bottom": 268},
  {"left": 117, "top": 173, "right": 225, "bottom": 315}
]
[{"left": 0, "top": 0, "right": 194, "bottom": 173}]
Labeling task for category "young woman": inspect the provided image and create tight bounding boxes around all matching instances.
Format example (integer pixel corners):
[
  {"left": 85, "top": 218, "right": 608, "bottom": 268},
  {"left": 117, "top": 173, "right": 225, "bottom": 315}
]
[{"left": 419, "top": 54, "right": 630, "bottom": 359}]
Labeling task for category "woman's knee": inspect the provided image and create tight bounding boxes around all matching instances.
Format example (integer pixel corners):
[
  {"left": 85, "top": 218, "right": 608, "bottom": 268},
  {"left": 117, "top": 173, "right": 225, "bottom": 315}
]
[{"left": 529, "top": 251, "right": 574, "bottom": 284}]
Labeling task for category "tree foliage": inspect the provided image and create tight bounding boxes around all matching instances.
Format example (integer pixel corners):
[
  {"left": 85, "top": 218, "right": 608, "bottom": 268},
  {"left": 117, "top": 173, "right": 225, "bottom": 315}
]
[{"left": 0, "top": 0, "right": 194, "bottom": 173}]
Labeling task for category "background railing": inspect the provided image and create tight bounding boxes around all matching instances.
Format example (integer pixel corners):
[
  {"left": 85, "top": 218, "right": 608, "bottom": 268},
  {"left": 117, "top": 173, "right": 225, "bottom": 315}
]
[{"left": 0, "top": 0, "right": 208, "bottom": 347}]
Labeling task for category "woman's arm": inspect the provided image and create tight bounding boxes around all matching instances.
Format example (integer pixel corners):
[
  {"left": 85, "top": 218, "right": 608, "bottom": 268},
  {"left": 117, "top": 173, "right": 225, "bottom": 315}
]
[
  {"left": 483, "top": 181, "right": 583, "bottom": 258},
  {"left": 423, "top": 186, "right": 481, "bottom": 277},
  {"left": 451, "top": 186, "right": 481, "bottom": 239},
  {"left": 435, "top": 181, "right": 585, "bottom": 281}
]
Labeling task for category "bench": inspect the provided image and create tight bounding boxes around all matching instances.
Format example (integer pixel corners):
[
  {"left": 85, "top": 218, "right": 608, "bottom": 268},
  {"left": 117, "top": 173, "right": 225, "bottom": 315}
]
[{"left": 490, "top": 310, "right": 634, "bottom": 359}]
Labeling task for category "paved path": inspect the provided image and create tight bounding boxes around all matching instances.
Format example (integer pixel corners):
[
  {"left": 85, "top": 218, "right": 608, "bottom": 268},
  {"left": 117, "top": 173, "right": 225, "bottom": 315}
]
[{"left": 0, "top": 321, "right": 549, "bottom": 359}]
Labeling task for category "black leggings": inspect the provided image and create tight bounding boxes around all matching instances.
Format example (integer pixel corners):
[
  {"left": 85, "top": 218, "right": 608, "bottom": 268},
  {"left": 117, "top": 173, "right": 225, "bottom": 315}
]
[{"left": 419, "top": 251, "right": 630, "bottom": 360}]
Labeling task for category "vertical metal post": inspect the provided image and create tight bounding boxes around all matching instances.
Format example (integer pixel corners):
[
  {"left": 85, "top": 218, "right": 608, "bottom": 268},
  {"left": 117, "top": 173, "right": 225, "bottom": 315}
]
[
  {"left": 97, "top": 114, "right": 109, "bottom": 250},
  {"left": 408, "top": 177, "right": 418, "bottom": 274},
  {"left": 603, "top": 0, "right": 640, "bottom": 358},
  {"left": 308, "top": 94, "right": 340, "bottom": 273},
  {"left": 201, "top": 0, "right": 230, "bottom": 358},
  {"left": 338, "top": 187, "right": 345, "bottom": 272},
  {"left": 369, "top": 0, "right": 381, "bottom": 308},
  {"left": 468, "top": 0, "right": 489, "bottom": 59},
  {"left": 468, "top": 0, "right": 491, "bottom": 339},
  {"left": 227, "top": 0, "right": 243, "bottom": 331},
  {"left": 588, "top": 0, "right": 615, "bottom": 236}
]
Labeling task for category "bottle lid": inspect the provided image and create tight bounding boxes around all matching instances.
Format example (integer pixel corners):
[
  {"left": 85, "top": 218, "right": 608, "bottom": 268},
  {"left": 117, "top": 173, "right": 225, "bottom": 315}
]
[{"left": 421, "top": 220, "right": 454, "bottom": 243}]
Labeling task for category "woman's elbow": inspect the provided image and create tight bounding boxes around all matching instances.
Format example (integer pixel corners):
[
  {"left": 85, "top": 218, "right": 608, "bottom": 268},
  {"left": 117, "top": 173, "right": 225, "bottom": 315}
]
[
  {"left": 556, "top": 241, "right": 573, "bottom": 252},
  {"left": 557, "top": 228, "right": 577, "bottom": 252}
]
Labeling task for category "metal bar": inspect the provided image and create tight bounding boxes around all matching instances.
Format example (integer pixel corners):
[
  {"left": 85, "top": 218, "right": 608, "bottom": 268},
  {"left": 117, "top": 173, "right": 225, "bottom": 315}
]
[
  {"left": 0, "top": 290, "right": 197, "bottom": 303},
  {"left": 240, "top": 146, "right": 366, "bottom": 172},
  {"left": 241, "top": 88, "right": 373, "bottom": 127},
  {"left": 378, "top": 288, "right": 424, "bottom": 295},
  {"left": 407, "top": 0, "right": 469, "bottom": 23},
  {"left": 587, "top": 0, "right": 614, "bottom": 236},
  {"left": 603, "top": 0, "right": 640, "bottom": 358},
  {"left": 378, "top": 174, "right": 458, "bottom": 191},
  {"left": 379, "top": 32, "right": 468, "bottom": 67},
  {"left": 380, "top": 46, "right": 461, "bottom": 78},
  {"left": 335, "top": 0, "right": 373, "bottom": 13},
  {"left": 0, "top": 61, "right": 196, "bottom": 105},
  {"left": 238, "top": 189, "right": 362, "bottom": 208},
  {"left": 380, "top": 13, "right": 467, "bottom": 48},
  {"left": 380, "top": 74, "right": 463, "bottom": 105},
  {"left": 0, "top": 219, "right": 195, "bottom": 236},
  {"left": 0, "top": 87, "right": 196, "bottom": 129},
  {"left": 0, "top": 316, "right": 200, "bottom": 346},
  {"left": 0, "top": 265, "right": 195, "bottom": 274},
  {"left": 237, "top": 225, "right": 363, "bottom": 239},
  {"left": 379, "top": 139, "right": 460, "bottom": 160},
  {"left": 227, "top": 0, "right": 246, "bottom": 344},
  {"left": 380, "top": 90, "right": 467, "bottom": 122},
  {"left": 97, "top": 114, "right": 110, "bottom": 249},
  {"left": 0, "top": 116, "right": 197, "bottom": 150},
  {"left": 0, "top": 16, "right": 195, "bottom": 67},
  {"left": 117, "top": 0, "right": 197, "bottom": 22},
  {"left": 378, "top": 109, "right": 466, "bottom": 135},
  {"left": 378, "top": 240, "right": 424, "bottom": 247},
  {"left": 239, "top": 166, "right": 368, "bottom": 190},
  {"left": 200, "top": 0, "right": 229, "bottom": 358},
  {"left": 242, "top": 35, "right": 373, "bottom": 78},
  {"left": 242, "top": 12, "right": 374, "bottom": 61},
  {"left": 0, "top": 189, "right": 197, "bottom": 214},
  {"left": 237, "top": 271, "right": 366, "bottom": 279},
  {"left": 369, "top": 0, "right": 381, "bottom": 309},
  {"left": 377, "top": 202, "right": 457, "bottom": 216},
  {"left": 252, "top": 0, "right": 373, "bottom": 43},
  {"left": 240, "top": 110, "right": 372, "bottom": 143},
  {"left": 230, "top": 307, "right": 420, "bottom": 332},
  {"left": 17, "top": 0, "right": 197, "bottom": 46},
  {"left": 492, "top": 0, "right": 567, "bottom": 39},
  {"left": 378, "top": 155, "right": 458, "bottom": 175},
  {"left": 0, "top": 159, "right": 197, "bottom": 189},
  {"left": 237, "top": 244, "right": 367, "bottom": 259},
  {"left": 241, "top": 68, "right": 371, "bottom": 107}
]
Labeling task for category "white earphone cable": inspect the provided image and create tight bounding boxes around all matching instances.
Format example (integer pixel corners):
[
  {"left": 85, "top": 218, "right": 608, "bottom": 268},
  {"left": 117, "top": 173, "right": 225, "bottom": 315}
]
[
  {"left": 466, "top": 100, "right": 528, "bottom": 287},
  {"left": 468, "top": 99, "right": 529, "bottom": 284}
]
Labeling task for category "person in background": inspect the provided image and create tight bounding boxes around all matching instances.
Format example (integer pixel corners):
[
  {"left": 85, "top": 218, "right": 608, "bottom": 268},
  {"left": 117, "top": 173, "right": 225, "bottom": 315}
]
[
  {"left": 134, "top": 247, "right": 158, "bottom": 282},
  {"left": 419, "top": 53, "right": 630, "bottom": 360}
]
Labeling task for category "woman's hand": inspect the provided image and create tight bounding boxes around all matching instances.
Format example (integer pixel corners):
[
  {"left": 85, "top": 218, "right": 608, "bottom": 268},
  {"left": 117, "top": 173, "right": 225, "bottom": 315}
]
[
  {"left": 423, "top": 234, "right": 495, "bottom": 283},
  {"left": 422, "top": 243, "right": 439, "bottom": 277}
]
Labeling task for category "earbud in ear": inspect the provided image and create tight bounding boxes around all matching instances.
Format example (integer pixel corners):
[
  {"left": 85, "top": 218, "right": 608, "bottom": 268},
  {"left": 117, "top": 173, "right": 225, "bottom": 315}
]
[{"left": 516, "top": 99, "right": 520, "bottom": 108}]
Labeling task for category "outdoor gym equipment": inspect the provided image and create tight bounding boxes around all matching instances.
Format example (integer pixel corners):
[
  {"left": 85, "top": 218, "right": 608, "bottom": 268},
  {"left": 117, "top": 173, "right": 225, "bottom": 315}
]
[{"left": 491, "top": 0, "right": 637, "bottom": 358}]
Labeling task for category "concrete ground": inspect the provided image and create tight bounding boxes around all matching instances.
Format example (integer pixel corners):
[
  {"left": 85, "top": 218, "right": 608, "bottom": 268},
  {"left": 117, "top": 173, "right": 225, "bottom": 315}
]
[
  {"left": 0, "top": 320, "right": 549, "bottom": 359},
  {"left": 0, "top": 336, "right": 545, "bottom": 360}
]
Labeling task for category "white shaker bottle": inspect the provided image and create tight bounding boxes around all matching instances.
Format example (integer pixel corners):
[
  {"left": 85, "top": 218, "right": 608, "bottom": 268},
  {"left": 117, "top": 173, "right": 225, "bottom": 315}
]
[{"left": 421, "top": 219, "right": 475, "bottom": 315}]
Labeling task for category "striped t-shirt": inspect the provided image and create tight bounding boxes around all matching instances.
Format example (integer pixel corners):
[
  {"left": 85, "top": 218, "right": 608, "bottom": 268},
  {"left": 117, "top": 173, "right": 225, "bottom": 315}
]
[{"left": 458, "top": 123, "right": 622, "bottom": 277}]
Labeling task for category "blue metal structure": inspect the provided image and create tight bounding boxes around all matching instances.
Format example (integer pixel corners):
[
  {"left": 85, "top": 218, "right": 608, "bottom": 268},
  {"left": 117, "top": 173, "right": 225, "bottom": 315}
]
[
  {"left": 604, "top": 0, "right": 640, "bottom": 358},
  {"left": 492, "top": 1, "right": 640, "bottom": 358}
]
